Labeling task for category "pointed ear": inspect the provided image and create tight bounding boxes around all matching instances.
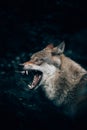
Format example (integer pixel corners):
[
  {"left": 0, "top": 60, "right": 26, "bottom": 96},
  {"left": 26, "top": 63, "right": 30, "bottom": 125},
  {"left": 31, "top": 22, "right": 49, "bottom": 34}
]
[
  {"left": 52, "top": 41, "right": 65, "bottom": 55},
  {"left": 45, "top": 43, "right": 54, "bottom": 50},
  {"left": 58, "top": 41, "right": 65, "bottom": 53}
]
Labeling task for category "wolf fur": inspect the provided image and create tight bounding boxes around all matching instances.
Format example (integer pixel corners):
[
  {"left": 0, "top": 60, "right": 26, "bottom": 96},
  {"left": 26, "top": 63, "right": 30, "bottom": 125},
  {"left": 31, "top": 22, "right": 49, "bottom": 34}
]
[{"left": 21, "top": 42, "right": 87, "bottom": 116}]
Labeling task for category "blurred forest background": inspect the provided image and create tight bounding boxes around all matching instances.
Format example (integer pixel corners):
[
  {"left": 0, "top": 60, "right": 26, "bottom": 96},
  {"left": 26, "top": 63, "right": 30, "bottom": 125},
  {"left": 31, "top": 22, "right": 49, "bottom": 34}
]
[{"left": 0, "top": 0, "right": 87, "bottom": 130}]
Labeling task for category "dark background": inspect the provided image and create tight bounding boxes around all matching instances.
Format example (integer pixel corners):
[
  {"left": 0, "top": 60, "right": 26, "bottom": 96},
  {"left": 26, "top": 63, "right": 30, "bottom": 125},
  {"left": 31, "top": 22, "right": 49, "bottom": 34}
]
[{"left": 0, "top": 0, "right": 87, "bottom": 130}]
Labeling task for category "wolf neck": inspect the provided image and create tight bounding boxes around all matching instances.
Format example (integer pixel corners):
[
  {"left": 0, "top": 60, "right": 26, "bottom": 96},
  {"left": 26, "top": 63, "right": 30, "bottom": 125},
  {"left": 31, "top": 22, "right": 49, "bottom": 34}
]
[
  {"left": 60, "top": 54, "right": 86, "bottom": 85},
  {"left": 41, "top": 54, "right": 86, "bottom": 109}
]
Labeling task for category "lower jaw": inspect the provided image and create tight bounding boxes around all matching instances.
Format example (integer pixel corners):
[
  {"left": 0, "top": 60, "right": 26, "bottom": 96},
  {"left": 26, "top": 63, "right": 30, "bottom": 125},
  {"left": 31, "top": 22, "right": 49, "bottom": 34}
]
[
  {"left": 28, "top": 78, "right": 42, "bottom": 90},
  {"left": 28, "top": 84, "right": 39, "bottom": 90}
]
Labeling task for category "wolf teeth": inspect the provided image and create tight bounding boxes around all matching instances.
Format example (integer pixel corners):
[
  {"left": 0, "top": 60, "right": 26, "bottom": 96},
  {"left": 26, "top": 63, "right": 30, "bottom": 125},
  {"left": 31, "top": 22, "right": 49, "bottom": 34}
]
[
  {"left": 39, "top": 75, "right": 41, "bottom": 79},
  {"left": 20, "top": 70, "right": 29, "bottom": 75},
  {"left": 28, "top": 84, "right": 34, "bottom": 89},
  {"left": 28, "top": 84, "right": 32, "bottom": 88},
  {"left": 26, "top": 70, "right": 28, "bottom": 75},
  {"left": 21, "top": 71, "right": 25, "bottom": 74}
]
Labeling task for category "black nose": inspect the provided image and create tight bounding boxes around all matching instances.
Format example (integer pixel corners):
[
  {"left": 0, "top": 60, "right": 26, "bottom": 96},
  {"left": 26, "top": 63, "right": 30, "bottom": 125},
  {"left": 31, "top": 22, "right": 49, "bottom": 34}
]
[{"left": 17, "top": 64, "right": 24, "bottom": 71}]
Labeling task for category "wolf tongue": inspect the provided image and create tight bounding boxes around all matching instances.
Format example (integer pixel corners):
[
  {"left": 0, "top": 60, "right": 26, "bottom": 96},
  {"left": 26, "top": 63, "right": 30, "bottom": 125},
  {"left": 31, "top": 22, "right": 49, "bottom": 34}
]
[{"left": 31, "top": 74, "right": 39, "bottom": 87}]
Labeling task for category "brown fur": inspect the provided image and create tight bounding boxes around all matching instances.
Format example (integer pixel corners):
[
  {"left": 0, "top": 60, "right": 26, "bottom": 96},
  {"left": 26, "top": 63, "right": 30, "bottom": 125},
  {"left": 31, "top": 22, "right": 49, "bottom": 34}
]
[{"left": 21, "top": 42, "right": 87, "bottom": 116}]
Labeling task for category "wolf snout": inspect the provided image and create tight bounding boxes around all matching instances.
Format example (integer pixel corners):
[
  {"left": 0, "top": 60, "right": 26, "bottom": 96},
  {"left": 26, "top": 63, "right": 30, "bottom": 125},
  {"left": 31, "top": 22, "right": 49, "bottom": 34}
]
[
  {"left": 24, "top": 64, "right": 32, "bottom": 70},
  {"left": 18, "top": 63, "right": 32, "bottom": 70}
]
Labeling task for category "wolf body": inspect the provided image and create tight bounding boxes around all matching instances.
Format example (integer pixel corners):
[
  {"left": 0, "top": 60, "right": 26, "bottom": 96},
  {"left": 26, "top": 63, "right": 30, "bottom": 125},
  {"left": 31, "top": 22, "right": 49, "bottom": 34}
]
[{"left": 20, "top": 42, "right": 87, "bottom": 116}]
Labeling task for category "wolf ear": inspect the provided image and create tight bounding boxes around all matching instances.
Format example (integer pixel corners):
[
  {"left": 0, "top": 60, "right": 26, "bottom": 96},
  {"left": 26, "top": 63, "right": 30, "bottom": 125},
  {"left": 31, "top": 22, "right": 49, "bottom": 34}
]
[
  {"left": 45, "top": 43, "right": 54, "bottom": 50},
  {"left": 58, "top": 41, "right": 65, "bottom": 53},
  {"left": 52, "top": 41, "right": 65, "bottom": 55}
]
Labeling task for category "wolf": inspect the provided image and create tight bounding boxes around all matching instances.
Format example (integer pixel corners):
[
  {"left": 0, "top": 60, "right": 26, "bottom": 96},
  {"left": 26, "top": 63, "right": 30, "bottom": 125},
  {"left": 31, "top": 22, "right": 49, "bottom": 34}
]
[{"left": 19, "top": 42, "right": 87, "bottom": 116}]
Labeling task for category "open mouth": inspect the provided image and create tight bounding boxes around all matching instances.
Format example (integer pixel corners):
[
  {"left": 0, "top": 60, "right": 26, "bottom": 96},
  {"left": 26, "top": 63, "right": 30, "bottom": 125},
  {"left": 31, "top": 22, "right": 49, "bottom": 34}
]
[{"left": 20, "top": 70, "right": 42, "bottom": 89}]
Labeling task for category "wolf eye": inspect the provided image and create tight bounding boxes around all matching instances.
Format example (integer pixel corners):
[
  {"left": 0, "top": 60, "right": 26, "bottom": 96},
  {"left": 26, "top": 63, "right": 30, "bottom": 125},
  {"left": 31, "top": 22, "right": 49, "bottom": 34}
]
[
  {"left": 39, "top": 59, "right": 44, "bottom": 61},
  {"left": 35, "top": 58, "right": 44, "bottom": 62},
  {"left": 35, "top": 58, "right": 40, "bottom": 62},
  {"left": 34, "top": 58, "right": 44, "bottom": 65},
  {"left": 35, "top": 59, "right": 38, "bottom": 62}
]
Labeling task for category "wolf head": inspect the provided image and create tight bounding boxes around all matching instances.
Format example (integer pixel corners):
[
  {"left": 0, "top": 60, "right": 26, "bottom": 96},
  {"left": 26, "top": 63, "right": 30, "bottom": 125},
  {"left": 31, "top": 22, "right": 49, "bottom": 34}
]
[{"left": 19, "top": 41, "right": 65, "bottom": 89}]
